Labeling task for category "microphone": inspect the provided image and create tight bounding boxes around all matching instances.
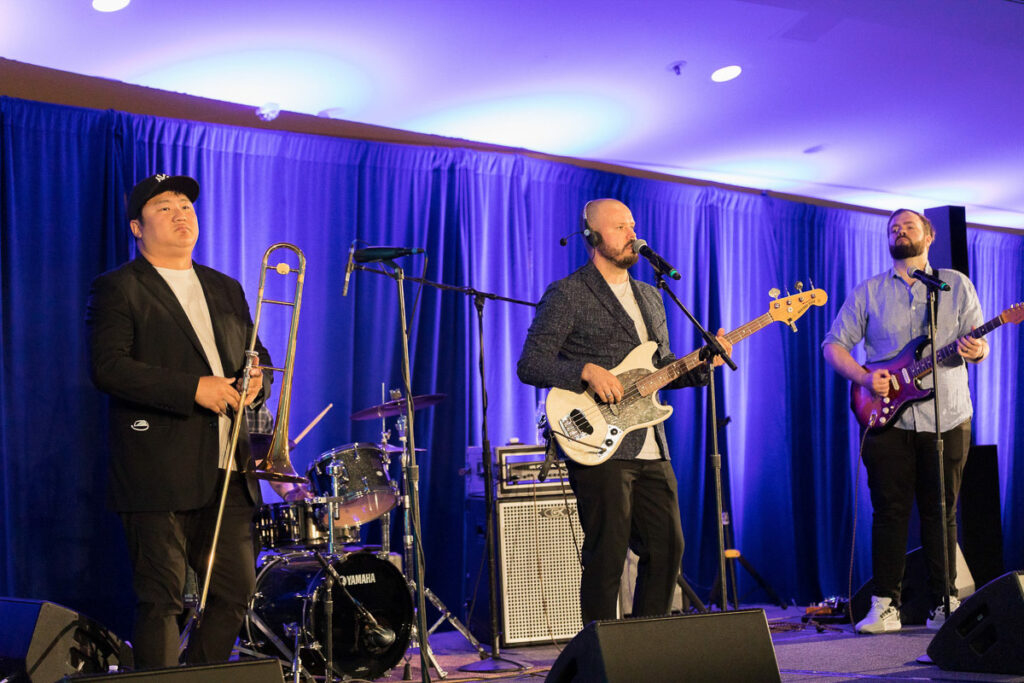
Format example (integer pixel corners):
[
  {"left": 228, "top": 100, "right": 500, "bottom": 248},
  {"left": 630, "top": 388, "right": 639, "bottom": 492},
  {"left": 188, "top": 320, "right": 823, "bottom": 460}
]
[
  {"left": 908, "top": 267, "right": 950, "bottom": 291},
  {"left": 311, "top": 552, "right": 396, "bottom": 650},
  {"left": 353, "top": 246, "right": 425, "bottom": 263},
  {"left": 364, "top": 624, "right": 397, "bottom": 650},
  {"left": 632, "top": 239, "right": 681, "bottom": 280},
  {"left": 559, "top": 230, "right": 583, "bottom": 246},
  {"left": 342, "top": 241, "right": 355, "bottom": 296}
]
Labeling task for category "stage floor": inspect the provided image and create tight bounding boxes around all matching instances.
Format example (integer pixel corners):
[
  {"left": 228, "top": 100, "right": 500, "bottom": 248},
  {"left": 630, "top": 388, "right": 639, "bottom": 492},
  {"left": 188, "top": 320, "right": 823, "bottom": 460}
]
[{"left": 363, "top": 604, "right": 1024, "bottom": 682}]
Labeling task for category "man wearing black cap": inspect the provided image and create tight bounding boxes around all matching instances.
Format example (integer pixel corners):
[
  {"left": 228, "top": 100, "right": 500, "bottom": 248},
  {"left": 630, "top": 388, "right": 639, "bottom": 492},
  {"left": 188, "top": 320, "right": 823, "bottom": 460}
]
[{"left": 87, "top": 174, "right": 271, "bottom": 668}]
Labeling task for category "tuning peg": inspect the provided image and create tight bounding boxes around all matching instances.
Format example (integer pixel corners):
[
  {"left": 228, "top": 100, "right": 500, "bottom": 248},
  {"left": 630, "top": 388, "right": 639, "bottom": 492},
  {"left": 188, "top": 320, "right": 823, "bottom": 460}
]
[
  {"left": 768, "top": 287, "right": 780, "bottom": 299},
  {"left": 794, "top": 281, "right": 804, "bottom": 292},
  {"left": 789, "top": 322, "right": 798, "bottom": 333}
]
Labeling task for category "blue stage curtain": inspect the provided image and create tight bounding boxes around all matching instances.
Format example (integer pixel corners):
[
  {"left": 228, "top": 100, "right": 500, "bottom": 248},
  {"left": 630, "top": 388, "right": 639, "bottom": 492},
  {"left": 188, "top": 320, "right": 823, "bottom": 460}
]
[{"left": 2, "top": 95, "right": 1022, "bottom": 640}]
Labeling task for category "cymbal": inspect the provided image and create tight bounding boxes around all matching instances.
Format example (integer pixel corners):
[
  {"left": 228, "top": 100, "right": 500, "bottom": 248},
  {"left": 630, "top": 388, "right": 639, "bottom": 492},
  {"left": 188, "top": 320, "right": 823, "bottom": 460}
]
[{"left": 351, "top": 393, "right": 446, "bottom": 421}]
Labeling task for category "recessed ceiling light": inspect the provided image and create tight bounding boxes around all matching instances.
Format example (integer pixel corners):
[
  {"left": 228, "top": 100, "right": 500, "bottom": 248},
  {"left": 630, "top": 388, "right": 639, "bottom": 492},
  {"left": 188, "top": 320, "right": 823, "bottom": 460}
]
[
  {"left": 92, "top": 0, "right": 130, "bottom": 12},
  {"left": 711, "top": 65, "right": 742, "bottom": 83}
]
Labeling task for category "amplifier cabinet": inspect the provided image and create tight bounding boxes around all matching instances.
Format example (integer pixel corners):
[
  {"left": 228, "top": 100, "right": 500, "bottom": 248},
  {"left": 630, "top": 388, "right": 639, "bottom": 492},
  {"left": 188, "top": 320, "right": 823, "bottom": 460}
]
[
  {"left": 464, "top": 495, "right": 584, "bottom": 646},
  {"left": 466, "top": 444, "right": 570, "bottom": 497}
]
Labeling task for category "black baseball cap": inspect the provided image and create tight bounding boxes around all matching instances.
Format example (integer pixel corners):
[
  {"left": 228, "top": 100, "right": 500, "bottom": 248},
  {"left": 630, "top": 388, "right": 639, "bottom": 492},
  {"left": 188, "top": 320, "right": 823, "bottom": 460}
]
[{"left": 127, "top": 174, "right": 200, "bottom": 220}]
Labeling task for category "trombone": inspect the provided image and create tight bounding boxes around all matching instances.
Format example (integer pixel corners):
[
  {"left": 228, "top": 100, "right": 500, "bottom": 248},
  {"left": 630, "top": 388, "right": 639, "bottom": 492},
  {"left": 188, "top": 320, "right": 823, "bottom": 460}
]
[
  {"left": 196, "top": 242, "right": 309, "bottom": 622},
  {"left": 247, "top": 243, "right": 309, "bottom": 484}
]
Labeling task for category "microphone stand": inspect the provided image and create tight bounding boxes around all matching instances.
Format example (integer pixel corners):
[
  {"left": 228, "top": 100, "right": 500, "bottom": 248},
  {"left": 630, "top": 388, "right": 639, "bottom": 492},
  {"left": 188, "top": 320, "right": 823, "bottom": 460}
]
[
  {"left": 352, "top": 264, "right": 531, "bottom": 673},
  {"left": 924, "top": 282, "right": 953, "bottom": 621},
  {"left": 364, "top": 261, "right": 431, "bottom": 681},
  {"left": 650, "top": 268, "right": 736, "bottom": 613}
]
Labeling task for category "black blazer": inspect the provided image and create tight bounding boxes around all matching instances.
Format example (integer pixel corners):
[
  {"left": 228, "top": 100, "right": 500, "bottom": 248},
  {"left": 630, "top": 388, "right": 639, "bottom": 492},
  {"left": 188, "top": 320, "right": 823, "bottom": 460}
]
[
  {"left": 87, "top": 256, "right": 271, "bottom": 512},
  {"left": 517, "top": 260, "right": 708, "bottom": 461}
]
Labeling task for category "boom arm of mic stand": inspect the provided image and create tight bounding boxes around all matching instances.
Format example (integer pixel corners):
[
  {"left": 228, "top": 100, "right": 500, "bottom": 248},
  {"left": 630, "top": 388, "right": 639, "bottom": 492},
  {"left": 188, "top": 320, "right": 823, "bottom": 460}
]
[{"left": 653, "top": 272, "right": 737, "bottom": 371}]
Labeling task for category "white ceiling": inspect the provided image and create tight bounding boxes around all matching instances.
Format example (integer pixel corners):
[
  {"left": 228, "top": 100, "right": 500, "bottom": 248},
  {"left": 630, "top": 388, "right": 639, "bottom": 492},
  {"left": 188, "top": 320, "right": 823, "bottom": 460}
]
[{"left": 3, "top": 0, "right": 1023, "bottom": 228}]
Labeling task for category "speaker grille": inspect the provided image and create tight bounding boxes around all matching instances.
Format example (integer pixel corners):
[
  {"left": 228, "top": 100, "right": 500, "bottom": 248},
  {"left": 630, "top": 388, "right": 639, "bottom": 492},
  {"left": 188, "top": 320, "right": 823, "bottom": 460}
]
[{"left": 496, "top": 497, "right": 584, "bottom": 645}]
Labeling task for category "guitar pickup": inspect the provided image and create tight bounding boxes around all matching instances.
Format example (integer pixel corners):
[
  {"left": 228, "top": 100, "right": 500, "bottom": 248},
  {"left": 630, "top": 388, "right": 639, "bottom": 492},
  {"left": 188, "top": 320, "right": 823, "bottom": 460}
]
[{"left": 560, "top": 408, "right": 594, "bottom": 440}]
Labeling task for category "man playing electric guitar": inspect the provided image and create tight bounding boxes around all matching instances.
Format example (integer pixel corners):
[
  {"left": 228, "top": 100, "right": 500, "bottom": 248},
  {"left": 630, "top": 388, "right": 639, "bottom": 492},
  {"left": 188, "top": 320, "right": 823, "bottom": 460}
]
[
  {"left": 517, "top": 198, "right": 731, "bottom": 624},
  {"left": 822, "top": 209, "right": 988, "bottom": 634}
]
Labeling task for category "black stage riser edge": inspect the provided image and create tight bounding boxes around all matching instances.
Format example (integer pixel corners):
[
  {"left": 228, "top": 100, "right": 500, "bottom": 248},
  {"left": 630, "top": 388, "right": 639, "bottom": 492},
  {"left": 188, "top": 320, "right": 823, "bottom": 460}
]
[
  {"left": 928, "top": 570, "right": 1024, "bottom": 675},
  {"left": 61, "top": 657, "right": 285, "bottom": 681},
  {"left": 545, "top": 609, "right": 780, "bottom": 683},
  {"left": 0, "top": 598, "right": 132, "bottom": 682}
]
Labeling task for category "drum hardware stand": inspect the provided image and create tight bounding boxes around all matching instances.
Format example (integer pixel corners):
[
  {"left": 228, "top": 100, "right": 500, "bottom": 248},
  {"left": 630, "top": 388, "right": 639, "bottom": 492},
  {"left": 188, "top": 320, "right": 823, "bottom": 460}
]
[
  {"left": 350, "top": 263, "right": 535, "bottom": 675},
  {"left": 376, "top": 385, "right": 396, "bottom": 560},
  {"left": 651, "top": 268, "right": 737, "bottom": 612},
  {"left": 391, "top": 414, "right": 486, "bottom": 681}
]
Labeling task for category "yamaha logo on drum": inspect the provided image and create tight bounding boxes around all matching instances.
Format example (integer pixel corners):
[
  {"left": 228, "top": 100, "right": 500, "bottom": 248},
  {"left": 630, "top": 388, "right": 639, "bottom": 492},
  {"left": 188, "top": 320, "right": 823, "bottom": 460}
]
[
  {"left": 538, "top": 506, "right": 573, "bottom": 519},
  {"left": 340, "top": 572, "right": 376, "bottom": 586}
]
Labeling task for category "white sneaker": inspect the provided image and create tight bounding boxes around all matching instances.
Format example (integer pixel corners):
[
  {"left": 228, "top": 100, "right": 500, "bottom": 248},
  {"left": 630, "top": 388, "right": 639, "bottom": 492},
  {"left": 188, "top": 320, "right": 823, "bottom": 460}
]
[
  {"left": 925, "top": 596, "right": 961, "bottom": 630},
  {"left": 856, "top": 595, "right": 902, "bottom": 634}
]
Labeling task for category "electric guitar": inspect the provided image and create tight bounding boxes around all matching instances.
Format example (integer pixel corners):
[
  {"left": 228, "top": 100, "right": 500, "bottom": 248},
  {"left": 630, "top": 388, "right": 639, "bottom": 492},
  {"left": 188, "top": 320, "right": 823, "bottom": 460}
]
[
  {"left": 546, "top": 287, "right": 828, "bottom": 466},
  {"left": 851, "top": 302, "right": 1024, "bottom": 432}
]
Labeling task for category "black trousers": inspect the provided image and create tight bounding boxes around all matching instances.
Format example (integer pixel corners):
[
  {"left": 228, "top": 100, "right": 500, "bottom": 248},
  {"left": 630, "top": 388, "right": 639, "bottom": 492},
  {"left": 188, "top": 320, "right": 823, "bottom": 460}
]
[
  {"left": 567, "top": 459, "right": 684, "bottom": 623},
  {"left": 861, "top": 421, "right": 970, "bottom": 605},
  {"left": 120, "top": 471, "right": 257, "bottom": 669}
]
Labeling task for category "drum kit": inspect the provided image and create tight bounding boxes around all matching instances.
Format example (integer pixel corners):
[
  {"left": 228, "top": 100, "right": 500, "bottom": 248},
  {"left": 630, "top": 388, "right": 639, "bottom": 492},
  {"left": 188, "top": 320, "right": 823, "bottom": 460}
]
[
  {"left": 240, "top": 390, "right": 482, "bottom": 681},
  {"left": 198, "top": 244, "right": 484, "bottom": 681}
]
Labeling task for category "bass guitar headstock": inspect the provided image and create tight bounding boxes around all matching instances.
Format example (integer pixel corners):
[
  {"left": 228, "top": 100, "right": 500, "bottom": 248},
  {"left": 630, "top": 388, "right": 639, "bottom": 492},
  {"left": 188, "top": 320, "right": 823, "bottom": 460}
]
[{"left": 768, "top": 280, "right": 828, "bottom": 332}]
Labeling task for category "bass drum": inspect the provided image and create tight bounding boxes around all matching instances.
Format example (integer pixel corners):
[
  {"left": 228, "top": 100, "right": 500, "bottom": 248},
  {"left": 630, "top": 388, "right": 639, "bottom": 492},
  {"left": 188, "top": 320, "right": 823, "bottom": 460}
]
[{"left": 246, "top": 551, "right": 413, "bottom": 680}]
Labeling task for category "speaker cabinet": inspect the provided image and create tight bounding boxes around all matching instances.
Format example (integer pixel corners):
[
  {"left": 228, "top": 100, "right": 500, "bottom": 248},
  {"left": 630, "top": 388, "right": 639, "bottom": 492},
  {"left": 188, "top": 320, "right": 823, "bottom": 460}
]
[
  {"left": 465, "top": 494, "right": 584, "bottom": 646},
  {"left": 546, "top": 610, "right": 780, "bottom": 683},
  {"left": 927, "top": 571, "right": 1024, "bottom": 675},
  {"left": 960, "top": 444, "right": 1005, "bottom": 586},
  {"left": 0, "top": 598, "right": 132, "bottom": 682}
]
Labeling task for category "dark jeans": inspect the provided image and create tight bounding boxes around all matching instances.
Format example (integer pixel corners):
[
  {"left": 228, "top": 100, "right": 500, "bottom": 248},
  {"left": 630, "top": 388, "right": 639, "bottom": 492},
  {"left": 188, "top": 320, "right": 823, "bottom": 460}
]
[
  {"left": 120, "top": 471, "right": 256, "bottom": 669},
  {"left": 862, "top": 421, "right": 970, "bottom": 605},
  {"left": 567, "top": 459, "right": 684, "bottom": 623}
]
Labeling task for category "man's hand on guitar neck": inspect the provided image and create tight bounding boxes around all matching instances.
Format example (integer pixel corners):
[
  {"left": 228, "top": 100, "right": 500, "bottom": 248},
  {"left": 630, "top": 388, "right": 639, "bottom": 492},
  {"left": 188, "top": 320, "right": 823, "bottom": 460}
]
[
  {"left": 582, "top": 363, "right": 624, "bottom": 403},
  {"left": 956, "top": 328, "right": 988, "bottom": 362}
]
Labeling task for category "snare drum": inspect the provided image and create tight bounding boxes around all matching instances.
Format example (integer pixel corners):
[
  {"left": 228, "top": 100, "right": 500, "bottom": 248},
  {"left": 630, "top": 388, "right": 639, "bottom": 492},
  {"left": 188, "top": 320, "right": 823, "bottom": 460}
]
[
  {"left": 308, "top": 443, "right": 398, "bottom": 525},
  {"left": 256, "top": 502, "right": 359, "bottom": 549}
]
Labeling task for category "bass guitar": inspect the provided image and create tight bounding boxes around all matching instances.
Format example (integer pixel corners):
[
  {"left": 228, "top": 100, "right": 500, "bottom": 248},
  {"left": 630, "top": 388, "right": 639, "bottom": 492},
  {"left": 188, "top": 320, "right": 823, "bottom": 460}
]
[
  {"left": 851, "top": 302, "right": 1024, "bottom": 432},
  {"left": 547, "top": 287, "right": 827, "bottom": 466}
]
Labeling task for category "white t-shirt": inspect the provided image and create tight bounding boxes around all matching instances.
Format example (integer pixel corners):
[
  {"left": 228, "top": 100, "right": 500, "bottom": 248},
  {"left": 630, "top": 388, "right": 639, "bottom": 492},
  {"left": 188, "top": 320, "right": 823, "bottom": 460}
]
[
  {"left": 608, "top": 278, "right": 661, "bottom": 460},
  {"left": 155, "top": 266, "right": 233, "bottom": 469}
]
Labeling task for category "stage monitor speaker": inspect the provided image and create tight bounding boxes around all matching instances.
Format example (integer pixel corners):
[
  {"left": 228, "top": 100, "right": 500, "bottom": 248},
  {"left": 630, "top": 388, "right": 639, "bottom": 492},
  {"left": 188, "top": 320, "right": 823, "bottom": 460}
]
[
  {"left": 465, "top": 494, "right": 585, "bottom": 646},
  {"left": 61, "top": 657, "right": 285, "bottom": 681},
  {"left": 546, "top": 609, "right": 780, "bottom": 683},
  {"left": 927, "top": 571, "right": 1024, "bottom": 675},
  {"left": 0, "top": 598, "right": 132, "bottom": 683},
  {"left": 852, "top": 544, "right": 973, "bottom": 625}
]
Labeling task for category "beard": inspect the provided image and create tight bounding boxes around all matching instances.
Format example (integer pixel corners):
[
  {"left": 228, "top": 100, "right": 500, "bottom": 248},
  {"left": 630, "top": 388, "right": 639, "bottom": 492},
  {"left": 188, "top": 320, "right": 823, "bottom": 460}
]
[
  {"left": 599, "top": 241, "right": 639, "bottom": 268},
  {"left": 889, "top": 236, "right": 927, "bottom": 259}
]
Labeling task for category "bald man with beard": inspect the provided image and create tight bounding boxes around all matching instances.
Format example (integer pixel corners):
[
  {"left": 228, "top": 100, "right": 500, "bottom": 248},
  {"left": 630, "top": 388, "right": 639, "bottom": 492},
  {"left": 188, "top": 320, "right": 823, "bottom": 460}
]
[{"left": 518, "top": 198, "right": 731, "bottom": 623}]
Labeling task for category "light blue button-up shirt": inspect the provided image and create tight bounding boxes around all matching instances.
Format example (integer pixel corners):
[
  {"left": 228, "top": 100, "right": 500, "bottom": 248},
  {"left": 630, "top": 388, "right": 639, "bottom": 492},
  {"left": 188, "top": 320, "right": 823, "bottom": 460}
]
[{"left": 823, "top": 263, "right": 984, "bottom": 431}]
